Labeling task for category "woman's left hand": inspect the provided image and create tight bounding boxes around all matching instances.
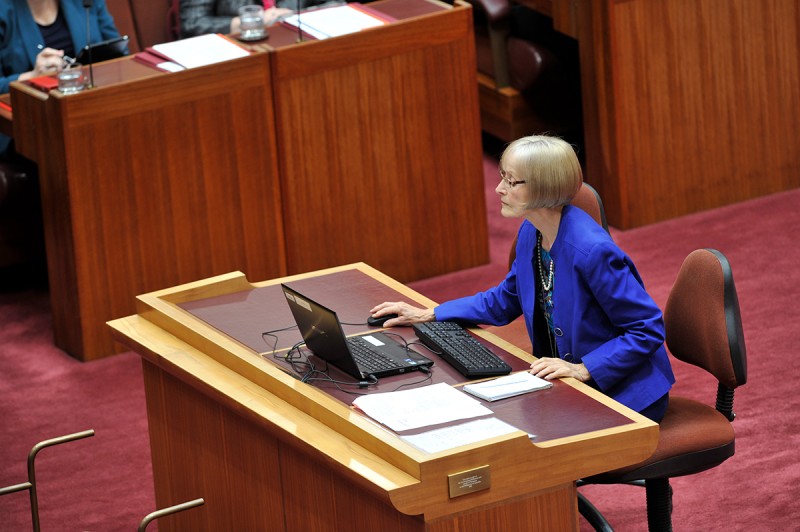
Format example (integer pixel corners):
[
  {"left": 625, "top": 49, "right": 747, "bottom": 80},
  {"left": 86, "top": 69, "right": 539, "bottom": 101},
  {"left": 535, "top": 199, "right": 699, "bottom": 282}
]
[{"left": 529, "top": 357, "right": 591, "bottom": 382}]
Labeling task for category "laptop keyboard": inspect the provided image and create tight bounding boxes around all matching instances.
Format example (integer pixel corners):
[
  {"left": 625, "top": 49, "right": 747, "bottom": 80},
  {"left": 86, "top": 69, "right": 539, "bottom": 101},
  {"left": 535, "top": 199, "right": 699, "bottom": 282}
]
[{"left": 347, "top": 337, "right": 398, "bottom": 372}]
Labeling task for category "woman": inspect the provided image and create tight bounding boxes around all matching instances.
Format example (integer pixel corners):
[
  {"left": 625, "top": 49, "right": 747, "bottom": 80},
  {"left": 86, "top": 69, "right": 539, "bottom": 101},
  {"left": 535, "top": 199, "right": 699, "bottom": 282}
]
[
  {"left": 371, "top": 135, "right": 674, "bottom": 421},
  {"left": 0, "top": 0, "right": 123, "bottom": 94},
  {"left": 1, "top": 0, "right": 124, "bottom": 157}
]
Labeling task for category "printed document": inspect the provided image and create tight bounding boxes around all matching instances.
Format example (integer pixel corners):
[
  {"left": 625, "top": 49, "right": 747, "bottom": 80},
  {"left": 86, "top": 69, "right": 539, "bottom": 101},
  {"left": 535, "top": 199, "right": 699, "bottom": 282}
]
[
  {"left": 401, "top": 417, "right": 521, "bottom": 454},
  {"left": 352, "top": 382, "right": 492, "bottom": 432}
]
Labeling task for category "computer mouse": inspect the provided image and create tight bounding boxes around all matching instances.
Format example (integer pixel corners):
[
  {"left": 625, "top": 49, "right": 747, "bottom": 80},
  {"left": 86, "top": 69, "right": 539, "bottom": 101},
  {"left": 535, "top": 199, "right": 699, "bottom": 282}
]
[{"left": 367, "top": 313, "right": 398, "bottom": 327}]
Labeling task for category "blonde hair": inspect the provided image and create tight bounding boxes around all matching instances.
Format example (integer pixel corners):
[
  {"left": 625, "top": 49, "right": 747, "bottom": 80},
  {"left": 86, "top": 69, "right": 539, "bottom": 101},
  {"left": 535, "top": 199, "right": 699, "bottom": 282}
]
[{"left": 500, "top": 135, "right": 583, "bottom": 209}]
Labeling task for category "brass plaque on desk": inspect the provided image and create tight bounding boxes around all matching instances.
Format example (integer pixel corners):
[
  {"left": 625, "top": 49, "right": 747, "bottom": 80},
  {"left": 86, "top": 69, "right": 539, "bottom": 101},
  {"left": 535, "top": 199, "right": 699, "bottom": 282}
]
[{"left": 447, "top": 465, "right": 491, "bottom": 498}]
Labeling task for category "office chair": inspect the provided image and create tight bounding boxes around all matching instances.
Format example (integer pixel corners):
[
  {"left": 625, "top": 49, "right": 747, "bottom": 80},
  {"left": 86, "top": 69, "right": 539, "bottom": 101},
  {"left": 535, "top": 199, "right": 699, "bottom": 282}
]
[
  {"left": 468, "top": 0, "right": 582, "bottom": 142},
  {"left": 578, "top": 248, "right": 748, "bottom": 532}
]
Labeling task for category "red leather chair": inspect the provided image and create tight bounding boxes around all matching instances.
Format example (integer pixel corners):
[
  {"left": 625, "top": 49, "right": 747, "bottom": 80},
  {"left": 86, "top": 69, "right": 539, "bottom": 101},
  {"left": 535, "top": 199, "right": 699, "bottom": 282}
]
[{"left": 578, "top": 249, "right": 748, "bottom": 532}]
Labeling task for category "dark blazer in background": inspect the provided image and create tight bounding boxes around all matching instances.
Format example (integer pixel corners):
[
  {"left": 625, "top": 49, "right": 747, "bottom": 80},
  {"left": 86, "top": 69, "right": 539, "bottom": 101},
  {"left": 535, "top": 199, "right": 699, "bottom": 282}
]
[
  {"left": 0, "top": 0, "right": 122, "bottom": 94},
  {"left": 179, "top": 0, "right": 331, "bottom": 38}
]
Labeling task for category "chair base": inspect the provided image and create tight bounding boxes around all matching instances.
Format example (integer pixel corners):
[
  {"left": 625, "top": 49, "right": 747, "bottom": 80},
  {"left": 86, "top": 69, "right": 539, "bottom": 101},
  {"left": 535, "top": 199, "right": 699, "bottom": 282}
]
[{"left": 578, "top": 479, "right": 675, "bottom": 532}]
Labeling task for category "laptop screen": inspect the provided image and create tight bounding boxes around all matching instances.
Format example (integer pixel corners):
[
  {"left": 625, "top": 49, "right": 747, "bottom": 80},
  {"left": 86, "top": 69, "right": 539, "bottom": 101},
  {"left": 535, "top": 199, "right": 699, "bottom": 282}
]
[{"left": 281, "top": 284, "right": 365, "bottom": 378}]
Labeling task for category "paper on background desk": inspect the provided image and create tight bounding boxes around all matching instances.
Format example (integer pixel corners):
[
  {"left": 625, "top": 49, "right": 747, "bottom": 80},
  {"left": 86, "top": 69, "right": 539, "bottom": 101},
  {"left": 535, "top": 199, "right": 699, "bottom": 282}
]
[
  {"left": 283, "top": 4, "right": 386, "bottom": 40},
  {"left": 401, "top": 417, "right": 522, "bottom": 454},
  {"left": 352, "top": 382, "right": 492, "bottom": 432},
  {"left": 149, "top": 34, "right": 250, "bottom": 69}
]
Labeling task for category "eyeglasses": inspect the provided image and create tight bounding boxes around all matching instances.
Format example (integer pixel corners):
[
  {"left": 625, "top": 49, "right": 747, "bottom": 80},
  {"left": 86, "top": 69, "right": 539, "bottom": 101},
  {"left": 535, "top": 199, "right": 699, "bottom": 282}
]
[{"left": 499, "top": 169, "right": 526, "bottom": 188}]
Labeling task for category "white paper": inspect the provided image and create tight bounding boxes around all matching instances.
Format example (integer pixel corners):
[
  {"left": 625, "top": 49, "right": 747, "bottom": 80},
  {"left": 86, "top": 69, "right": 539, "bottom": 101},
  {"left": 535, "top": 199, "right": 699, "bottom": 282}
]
[
  {"left": 151, "top": 34, "right": 250, "bottom": 69},
  {"left": 352, "top": 382, "right": 492, "bottom": 432},
  {"left": 401, "top": 417, "right": 521, "bottom": 454},
  {"left": 463, "top": 372, "right": 552, "bottom": 402},
  {"left": 157, "top": 61, "right": 186, "bottom": 73},
  {"left": 283, "top": 5, "right": 385, "bottom": 40}
]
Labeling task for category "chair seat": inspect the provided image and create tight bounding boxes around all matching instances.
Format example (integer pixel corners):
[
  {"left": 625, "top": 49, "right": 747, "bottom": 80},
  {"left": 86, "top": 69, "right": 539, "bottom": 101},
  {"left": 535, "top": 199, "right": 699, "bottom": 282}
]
[{"left": 586, "top": 397, "right": 736, "bottom": 483}]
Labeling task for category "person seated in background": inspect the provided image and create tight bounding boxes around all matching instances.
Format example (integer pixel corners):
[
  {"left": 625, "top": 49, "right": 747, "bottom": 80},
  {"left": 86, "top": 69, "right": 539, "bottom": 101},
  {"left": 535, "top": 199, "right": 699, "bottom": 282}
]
[
  {"left": 0, "top": 0, "right": 122, "bottom": 280},
  {"left": 179, "top": 0, "right": 328, "bottom": 38},
  {"left": 0, "top": 0, "right": 124, "bottom": 95},
  {"left": 0, "top": 0, "right": 125, "bottom": 156},
  {"left": 370, "top": 135, "right": 675, "bottom": 422}
]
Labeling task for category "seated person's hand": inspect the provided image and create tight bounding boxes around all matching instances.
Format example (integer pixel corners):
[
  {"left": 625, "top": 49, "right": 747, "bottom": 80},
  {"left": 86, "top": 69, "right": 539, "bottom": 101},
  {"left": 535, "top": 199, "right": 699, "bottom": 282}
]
[
  {"left": 230, "top": 7, "right": 294, "bottom": 34},
  {"left": 264, "top": 7, "right": 293, "bottom": 25},
  {"left": 369, "top": 302, "right": 435, "bottom": 328},
  {"left": 529, "top": 357, "right": 591, "bottom": 382},
  {"left": 18, "top": 48, "right": 65, "bottom": 82}
]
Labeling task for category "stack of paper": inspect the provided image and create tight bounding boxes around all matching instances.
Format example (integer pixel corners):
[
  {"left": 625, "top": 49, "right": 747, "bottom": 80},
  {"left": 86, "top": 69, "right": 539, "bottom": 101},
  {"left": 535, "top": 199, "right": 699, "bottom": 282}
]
[
  {"left": 462, "top": 372, "right": 552, "bottom": 402},
  {"left": 352, "top": 382, "right": 492, "bottom": 432},
  {"left": 135, "top": 34, "right": 251, "bottom": 72},
  {"left": 282, "top": 4, "right": 387, "bottom": 40}
]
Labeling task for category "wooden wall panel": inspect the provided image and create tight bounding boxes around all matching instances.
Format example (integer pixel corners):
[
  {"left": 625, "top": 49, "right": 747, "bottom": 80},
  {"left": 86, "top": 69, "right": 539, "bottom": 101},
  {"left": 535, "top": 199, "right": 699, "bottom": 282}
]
[
  {"left": 552, "top": 0, "right": 800, "bottom": 228},
  {"left": 610, "top": 0, "right": 800, "bottom": 227}
]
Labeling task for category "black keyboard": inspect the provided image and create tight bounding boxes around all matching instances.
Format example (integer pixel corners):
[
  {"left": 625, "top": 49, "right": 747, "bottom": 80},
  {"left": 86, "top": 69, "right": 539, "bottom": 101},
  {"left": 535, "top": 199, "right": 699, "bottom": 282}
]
[
  {"left": 412, "top": 322, "right": 512, "bottom": 378},
  {"left": 348, "top": 338, "right": 397, "bottom": 372}
]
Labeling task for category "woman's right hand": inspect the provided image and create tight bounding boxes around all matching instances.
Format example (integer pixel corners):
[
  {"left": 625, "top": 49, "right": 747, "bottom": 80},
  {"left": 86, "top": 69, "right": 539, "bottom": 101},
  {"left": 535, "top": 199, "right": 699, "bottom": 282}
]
[
  {"left": 18, "top": 48, "right": 65, "bottom": 81},
  {"left": 369, "top": 302, "right": 436, "bottom": 328}
]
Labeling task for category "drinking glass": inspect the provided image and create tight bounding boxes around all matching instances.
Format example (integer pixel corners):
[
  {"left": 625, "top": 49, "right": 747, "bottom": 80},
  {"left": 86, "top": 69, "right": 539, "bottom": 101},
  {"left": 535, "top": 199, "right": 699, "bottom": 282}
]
[
  {"left": 238, "top": 5, "right": 267, "bottom": 41},
  {"left": 57, "top": 64, "right": 86, "bottom": 94}
]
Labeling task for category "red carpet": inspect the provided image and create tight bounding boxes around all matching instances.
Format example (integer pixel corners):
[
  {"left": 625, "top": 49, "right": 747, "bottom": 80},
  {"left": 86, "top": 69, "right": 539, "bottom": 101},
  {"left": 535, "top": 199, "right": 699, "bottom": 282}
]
[{"left": 2, "top": 146, "right": 799, "bottom": 530}]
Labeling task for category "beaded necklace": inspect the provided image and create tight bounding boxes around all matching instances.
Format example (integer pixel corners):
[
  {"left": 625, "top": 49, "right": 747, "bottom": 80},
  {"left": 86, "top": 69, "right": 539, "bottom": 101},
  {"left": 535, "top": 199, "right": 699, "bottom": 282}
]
[{"left": 536, "top": 232, "right": 554, "bottom": 291}]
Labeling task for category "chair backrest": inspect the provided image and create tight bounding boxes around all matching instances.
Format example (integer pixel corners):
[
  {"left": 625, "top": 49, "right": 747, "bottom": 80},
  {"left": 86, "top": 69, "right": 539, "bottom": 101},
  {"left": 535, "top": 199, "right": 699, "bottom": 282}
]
[
  {"left": 570, "top": 181, "right": 608, "bottom": 233},
  {"left": 665, "top": 249, "right": 748, "bottom": 418},
  {"left": 106, "top": 0, "right": 173, "bottom": 50},
  {"left": 105, "top": 0, "right": 141, "bottom": 52},
  {"left": 130, "top": 0, "right": 173, "bottom": 48},
  {"left": 508, "top": 181, "right": 609, "bottom": 269}
]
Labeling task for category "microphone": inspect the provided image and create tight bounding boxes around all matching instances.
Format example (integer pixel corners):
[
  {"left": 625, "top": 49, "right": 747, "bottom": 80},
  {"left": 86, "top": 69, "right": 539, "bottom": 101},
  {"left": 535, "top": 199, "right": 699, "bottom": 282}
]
[
  {"left": 83, "top": 0, "right": 94, "bottom": 88},
  {"left": 296, "top": 0, "right": 303, "bottom": 42}
]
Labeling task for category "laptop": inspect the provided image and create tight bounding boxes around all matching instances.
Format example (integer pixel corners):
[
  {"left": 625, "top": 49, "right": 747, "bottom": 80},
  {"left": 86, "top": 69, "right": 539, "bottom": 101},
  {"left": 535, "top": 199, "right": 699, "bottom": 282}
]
[
  {"left": 280, "top": 284, "right": 433, "bottom": 380},
  {"left": 75, "top": 35, "right": 129, "bottom": 65}
]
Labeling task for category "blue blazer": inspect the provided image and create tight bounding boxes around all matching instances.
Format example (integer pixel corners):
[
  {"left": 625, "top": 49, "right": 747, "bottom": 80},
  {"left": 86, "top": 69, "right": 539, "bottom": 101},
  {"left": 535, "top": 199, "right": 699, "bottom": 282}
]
[
  {"left": 1, "top": 0, "right": 122, "bottom": 94},
  {"left": 435, "top": 206, "right": 675, "bottom": 414}
]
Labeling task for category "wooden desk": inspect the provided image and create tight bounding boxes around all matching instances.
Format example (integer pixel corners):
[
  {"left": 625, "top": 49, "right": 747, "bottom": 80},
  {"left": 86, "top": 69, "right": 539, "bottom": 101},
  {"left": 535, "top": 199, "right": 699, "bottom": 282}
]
[
  {"left": 108, "top": 263, "right": 658, "bottom": 531},
  {"left": 520, "top": 0, "right": 800, "bottom": 228},
  {"left": 10, "top": 0, "right": 487, "bottom": 360}
]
